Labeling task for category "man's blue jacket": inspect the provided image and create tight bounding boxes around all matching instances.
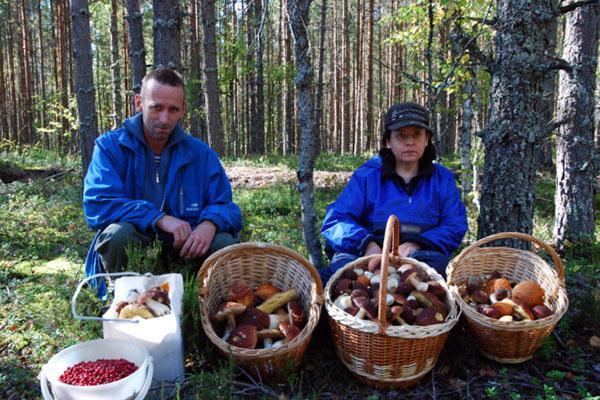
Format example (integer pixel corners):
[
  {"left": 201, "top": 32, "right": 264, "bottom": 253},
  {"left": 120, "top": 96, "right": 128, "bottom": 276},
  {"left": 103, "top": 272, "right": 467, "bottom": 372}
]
[
  {"left": 83, "top": 114, "right": 242, "bottom": 296},
  {"left": 321, "top": 156, "right": 467, "bottom": 257}
]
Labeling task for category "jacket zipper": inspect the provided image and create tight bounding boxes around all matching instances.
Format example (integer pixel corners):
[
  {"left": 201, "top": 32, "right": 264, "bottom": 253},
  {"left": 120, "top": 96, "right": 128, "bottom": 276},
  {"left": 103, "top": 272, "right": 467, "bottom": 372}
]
[{"left": 179, "top": 187, "right": 184, "bottom": 214}]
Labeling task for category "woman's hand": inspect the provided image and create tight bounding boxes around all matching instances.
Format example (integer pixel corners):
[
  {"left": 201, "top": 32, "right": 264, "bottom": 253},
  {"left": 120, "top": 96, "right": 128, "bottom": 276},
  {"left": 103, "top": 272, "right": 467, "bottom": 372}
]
[
  {"left": 398, "top": 241, "right": 421, "bottom": 257},
  {"left": 364, "top": 241, "right": 382, "bottom": 256}
]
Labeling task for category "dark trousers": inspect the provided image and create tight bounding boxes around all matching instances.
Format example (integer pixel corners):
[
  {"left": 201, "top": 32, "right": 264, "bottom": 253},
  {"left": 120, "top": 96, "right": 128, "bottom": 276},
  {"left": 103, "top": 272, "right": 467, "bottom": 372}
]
[
  {"left": 319, "top": 249, "right": 449, "bottom": 285},
  {"left": 94, "top": 222, "right": 239, "bottom": 273}
]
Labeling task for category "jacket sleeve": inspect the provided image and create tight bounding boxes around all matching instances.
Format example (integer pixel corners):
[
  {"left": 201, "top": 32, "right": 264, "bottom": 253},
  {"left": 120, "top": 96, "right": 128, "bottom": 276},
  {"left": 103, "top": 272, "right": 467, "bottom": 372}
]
[
  {"left": 198, "top": 151, "right": 243, "bottom": 236},
  {"left": 83, "top": 139, "right": 163, "bottom": 232},
  {"left": 417, "top": 171, "right": 468, "bottom": 256},
  {"left": 321, "top": 173, "right": 374, "bottom": 256}
]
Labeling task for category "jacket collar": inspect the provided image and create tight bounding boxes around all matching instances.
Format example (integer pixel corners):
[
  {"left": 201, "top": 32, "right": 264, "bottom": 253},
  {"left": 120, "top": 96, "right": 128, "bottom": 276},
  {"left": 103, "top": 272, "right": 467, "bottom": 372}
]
[
  {"left": 381, "top": 154, "right": 435, "bottom": 181},
  {"left": 119, "top": 113, "right": 192, "bottom": 161}
]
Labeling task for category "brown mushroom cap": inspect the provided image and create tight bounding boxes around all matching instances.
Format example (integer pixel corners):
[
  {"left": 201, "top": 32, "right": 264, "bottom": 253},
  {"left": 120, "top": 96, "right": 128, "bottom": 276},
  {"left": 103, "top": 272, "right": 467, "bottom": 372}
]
[
  {"left": 485, "top": 278, "right": 512, "bottom": 296},
  {"left": 211, "top": 301, "right": 247, "bottom": 321},
  {"left": 335, "top": 278, "right": 353, "bottom": 296},
  {"left": 477, "top": 304, "right": 502, "bottom": 319},
  {"left": 426, "top": 281, "right": 446, "bottom": 299},
  {"left": 411, "top": 290, "right": 448, "bottom": 316},
  {"left": 367, "top": 256, "right": 382, "bottom": 272},
  {"left": 503, "top": 299, "right": 535, "bottom": 321},
  {"left": 238, "top": 308, "right": 270, "bottom": 330},
  {"left": 227, "top": 281, "right": 255, "bottom": 307},
  {"left": 342, "top": 269, "right": 358, "bottom": 280},
  {"left": 415, "top": 308, "right": 445, "bottom": 326},
  {"left": 396, "top": 281, "right": 415, "bottom": 295},
  {"left": 228, "top": 325, "right": 258, "bottom": 349},
  {"left": 470, "top": 290, "right": 490, "bottom": 305},
  {"left": 145, "top": 286, "right": 171, "bottom": 306},
  {"left": 256, "top": 328, "right": 285, "bottom": 340},
  {"left": 512, "top": 280, "right": 545, "bottom": 308},
  {"left": 531, "top": 304, "right": 553, "bottom": 319},
  {"left": 491, "top": 301, "right": 513, "bottom": 317},
  {"left": 279, "top": 321, "right": 302, "bottom": 341},
  {"left": 255, "top": 283, "right": 280, "bottom": 300},
  {"left": 356, "top": 275, "right": 371, "bottom": 287},
  {"left": 344, "top": 305, "right": 360, "bottom": 316},
  {"left": 287, "top": 300, "right": 306, "bottom": 328}
]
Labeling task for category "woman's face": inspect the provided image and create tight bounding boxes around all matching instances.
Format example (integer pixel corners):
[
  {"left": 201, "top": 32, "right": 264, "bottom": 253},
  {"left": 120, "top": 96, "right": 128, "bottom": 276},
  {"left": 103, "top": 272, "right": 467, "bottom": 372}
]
[{"left": 386, "top": 126, "right": 429, "bottom": 167}]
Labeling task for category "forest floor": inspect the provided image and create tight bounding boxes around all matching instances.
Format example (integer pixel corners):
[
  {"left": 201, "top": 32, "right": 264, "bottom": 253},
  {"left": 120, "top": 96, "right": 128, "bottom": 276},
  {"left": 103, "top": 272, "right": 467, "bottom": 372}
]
[{"left": 0, "top": 152, "right": 599, "bottom": 399}]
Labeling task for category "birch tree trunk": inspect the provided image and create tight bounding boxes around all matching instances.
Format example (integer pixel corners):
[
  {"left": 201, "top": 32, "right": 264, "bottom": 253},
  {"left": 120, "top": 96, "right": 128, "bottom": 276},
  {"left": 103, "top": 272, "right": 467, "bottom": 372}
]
[
  {"left": 152, "top": 0, "right": 181, "bottom": 70},
  {"left": 459, "top": 78, "right": 474, "bottom": 200},
  {"left": 478, "top": 1, "right": 556, "bottom": 243},
  {"left": 554, "top": 2, "right": 599, "bottom": 243},
  {"left": 70, "top": 0, "right": 98, "bottom": 175},
  {"left": 288, "top": 0, "right": 324, "bottom": 269},
  {"left": 200, "top": 0, "right": 224, "bottom": 154},
  {"left": 124, "top": 0, "right": 146, "bottom": 99}
]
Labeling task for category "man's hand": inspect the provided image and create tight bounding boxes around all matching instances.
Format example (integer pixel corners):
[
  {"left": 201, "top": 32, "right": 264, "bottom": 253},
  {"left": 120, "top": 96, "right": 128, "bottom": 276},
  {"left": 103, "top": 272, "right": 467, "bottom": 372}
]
[
  {"left": 398, "top": 241, "right": 420, "bottom": 257},
  {"left": 156, "top": 215, "right": 192, "bottom": 249},
  {"left": 364, "top": 241, "right": 382, "bottom": 256},
  {"left": 180, "top": 220, "right": 217, "bottom": 259}
]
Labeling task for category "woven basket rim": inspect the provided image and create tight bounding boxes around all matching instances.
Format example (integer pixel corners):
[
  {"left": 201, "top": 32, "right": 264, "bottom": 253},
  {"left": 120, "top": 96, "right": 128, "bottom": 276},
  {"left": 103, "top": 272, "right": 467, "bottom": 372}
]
[
  {"left": 198, "top": 242, "right": 323, "bottom": 359},
  {"left": 325, "top": 254, "right": 460, "bottom": 337}
]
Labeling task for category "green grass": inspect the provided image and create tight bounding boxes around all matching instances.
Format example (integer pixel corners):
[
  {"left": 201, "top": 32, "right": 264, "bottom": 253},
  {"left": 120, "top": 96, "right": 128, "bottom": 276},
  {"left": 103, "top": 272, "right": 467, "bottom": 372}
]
[
  {"left": 1, "top": 151, "right": 599, "bottom": 399},
  {"left": 223, "top": 152, "right": 369, "bottom": 172}
]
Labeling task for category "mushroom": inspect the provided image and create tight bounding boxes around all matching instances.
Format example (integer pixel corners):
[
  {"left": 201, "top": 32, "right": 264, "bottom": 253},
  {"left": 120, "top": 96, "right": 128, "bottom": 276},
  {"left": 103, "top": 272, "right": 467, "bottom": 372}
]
[
  {"left": 228, "top": 325, "right": 258, "bottom": 349},
  {"left": 145, "top": 298, "right": 171, "bottom": 317},
  {"left": 334, "top": 279, "right": 353, "bottom": 297},
  {"left": 287, "top": 300, "right": 306, "bottom": 328},
  {"left": 470, "top": 290, "right": 490, "bottom": 305},
  {"left": 238, "top": 308, "right": 270, "bottom": 330},
  {"left": 512, "top": 280, "right": 545, "bottom": 308},
  {"left": 367, "top": 256, "right": 382, "bottom": 272},
  {"left": 502, "top": 298, "right": 534, "bottom": 321},
  {"left": 356, "top": 275, "right": 371, "bottom": 287},
  {"left": 227, "top": 281, "right": 254, "bottom": 307},
  {"left": 477, "top": 304, "right": 502, "bottom": 319},
  {"left": 498, "top": 315, "right": 513, "bottom": 322},
  {"left": 491, "top": 301, "right": 513, "bottom": 317},
  {"left": 489, "top": 288, "right": 510, "bottom": 303},
  {"left": 334, "top": 294, "right": 353, "bottom": 310},
  {"left": 397, "top": 264, "right": 414, "bottom": 274},
  {"left": 353, "top": 268, "right": 365, "bottom": 276},
  {"left": 410, "top": 290, "right": 448, "bottom": 316},
  {"left": 145, "top": 286, "right": 171, "bottom": 306},
  {"left": 484, "top": 278, "right": 512, "bottom": 296},
  {"left": 279, "top": 321, "right": 301, "bottom": 342},
  {"left": 390, "top": 305, "right": 406, "bottom": 325},
  {"left": 396, "top": 281, "right": 415, "bottom": 295},
  {"left": 531, "top": 304, "right": 553, "bottom": 319},
  {"left": 114, "top": 300, "right": 129, "bottom": 314},
  {"left": 256, "top": 289, "right": 297, "bottom": 313},
  {"left": 255, "top": 283, "right": 280, "bottom": 300},
  {"left": 257, "top": 329, "right": 285, "bottom": 348},
  {"left": 426, "top": 281, "right": 446, "bottom": 299},
  {"left": 211, "top": 301, "right": 247, "bottom": 341},
  {"left": 415, "top": 308, "right": 445, "bottom": 326},
  {"left": 352, "top": 296, "right": 377, "bottom": 320},
  {"left": 344, "top": 305, "right": 359, "bottom": 316},
  {"left": 387, "top": 277, "right": 400, "bottom": 293},
  {"left": 118, "top": 303, "right": 154, "bottom": 319},
  {"left": 401, "top": 270, "right": 429, "bottom": 292},
  {"left": 342, "top": 269, "right": 358, "bottom": 280},
  {"left": 268, "top": 313, "right": 288, "bottom": 329}
]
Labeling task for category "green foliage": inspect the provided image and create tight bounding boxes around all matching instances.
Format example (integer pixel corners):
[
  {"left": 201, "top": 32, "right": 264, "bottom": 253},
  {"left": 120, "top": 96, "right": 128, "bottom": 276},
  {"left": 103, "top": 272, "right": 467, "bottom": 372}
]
[{"left": 223, "top": 152, "right": 368, "bottom": 172}]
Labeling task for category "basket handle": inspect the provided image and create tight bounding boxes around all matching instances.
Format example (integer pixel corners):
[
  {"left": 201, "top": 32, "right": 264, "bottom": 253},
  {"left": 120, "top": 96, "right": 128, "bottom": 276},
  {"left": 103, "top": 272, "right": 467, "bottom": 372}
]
[
  {"left": 376, "top": 215, "right": 400, "bottom": 328},
  {"left": 447, "top": 232, "right": 565, "bottom": 284}
]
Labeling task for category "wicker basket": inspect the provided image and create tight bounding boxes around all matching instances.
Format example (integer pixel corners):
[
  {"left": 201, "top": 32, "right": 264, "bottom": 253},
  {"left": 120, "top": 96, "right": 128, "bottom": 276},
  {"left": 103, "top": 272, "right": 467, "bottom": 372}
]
[
  {"left": 198, "top": 242, "right": 323, "bottom": 379},
  {"left": 446, "top": 232, "right": 569, "bottom": 363},
  {"left": 325, "top": 215, "right": 460, "bottom": 389}
]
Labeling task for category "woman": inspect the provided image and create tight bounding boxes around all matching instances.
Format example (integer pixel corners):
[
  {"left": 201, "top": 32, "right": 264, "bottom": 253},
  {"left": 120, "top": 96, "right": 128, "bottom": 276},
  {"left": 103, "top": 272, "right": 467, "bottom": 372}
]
[{"left": 320, "top": 102, "right": 468, "bottom": 283}]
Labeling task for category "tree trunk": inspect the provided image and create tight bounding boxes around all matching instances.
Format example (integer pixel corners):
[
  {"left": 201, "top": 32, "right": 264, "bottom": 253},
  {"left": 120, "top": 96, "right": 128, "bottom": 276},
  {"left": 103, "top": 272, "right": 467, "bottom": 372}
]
[
  {"left": 189, "top": 0, "right": 206, "bottom": 140},
  {"left": 341, "top": 0, "right": 350, "bottom": 153},
  {"left": 365, "top": 0, "right": 374, "bottom": 151},
  {"left": 58, "top": 0, "right": 69, "bottom": 149},
  {"left": 37, "top": 0, "right": 46, "bottom": 134},
  {"left": 477, "top": 1, "right": 557, "bottom": 243},
  {"left": 70, "top": 0, "right": 98, "bottom": 176},
  {"left": 0, "top": 24, "right": 7, "bottom": 140},
  {"left": 200, "top": 0, "right": 224, "bottom": 155},
  {"left": 288, "top": 0, "right": 324, "bottom": 269},
  {"left": 282, "top": 3, "right": 294, "bottom": 155},
  {"left": 152, "top": 0, "right": 181, "bottom": 70},
  {"left": 124, "top": 0, "right": 146, "bottom": 100},
  {"left": 315, "top": 0, "right": 327, "bottom": 152},
  {"left": 253, "top": 0, "right": 265, "bottom": 154},
  {"left": 459, "top": 78, "right": 474, "bottom": 200},
  {"left": 554, "top": 2, "right": 599, "bottom": 243},
  {"left": 110, "top": 0, "right": 122, "bottom": 128}
]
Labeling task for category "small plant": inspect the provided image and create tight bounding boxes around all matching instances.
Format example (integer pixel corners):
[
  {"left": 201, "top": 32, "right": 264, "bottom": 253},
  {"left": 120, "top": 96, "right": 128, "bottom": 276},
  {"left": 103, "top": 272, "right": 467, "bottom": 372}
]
[
  {"left": 545, "top": 370, "right": 565, "bottom": 381},
  {"left": 485, "top": 385, "right": 498, "bottom": 398}
]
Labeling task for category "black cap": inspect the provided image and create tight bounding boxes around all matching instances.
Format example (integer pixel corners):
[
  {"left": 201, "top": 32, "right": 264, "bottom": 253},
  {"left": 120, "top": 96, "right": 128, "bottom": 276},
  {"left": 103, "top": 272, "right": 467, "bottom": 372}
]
[{"left": 384, "top": 102, "right": 432, "bottom": 134}]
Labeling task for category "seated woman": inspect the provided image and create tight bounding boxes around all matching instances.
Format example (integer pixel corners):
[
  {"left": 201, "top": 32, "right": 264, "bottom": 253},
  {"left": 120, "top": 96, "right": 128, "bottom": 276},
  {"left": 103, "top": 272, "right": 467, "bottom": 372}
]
[{"left": 320, "top": 102, "right": 468, "bottom": 283}]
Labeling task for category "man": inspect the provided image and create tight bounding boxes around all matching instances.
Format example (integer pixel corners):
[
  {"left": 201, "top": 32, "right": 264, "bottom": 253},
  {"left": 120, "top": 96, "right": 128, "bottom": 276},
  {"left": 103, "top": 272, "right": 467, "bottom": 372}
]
[{"left": 84, "top": 68, "right": 242, "bottom": 294}]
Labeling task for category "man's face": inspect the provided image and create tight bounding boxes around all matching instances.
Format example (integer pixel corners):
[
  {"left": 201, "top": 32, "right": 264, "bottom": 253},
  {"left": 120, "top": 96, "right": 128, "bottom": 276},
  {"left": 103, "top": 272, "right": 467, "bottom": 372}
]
[
  {"left": 135, "top": 79, "right": 186, "bottom": 145},
  {"left": 386, "top": 125, "right": 429, "bottom": 166}
]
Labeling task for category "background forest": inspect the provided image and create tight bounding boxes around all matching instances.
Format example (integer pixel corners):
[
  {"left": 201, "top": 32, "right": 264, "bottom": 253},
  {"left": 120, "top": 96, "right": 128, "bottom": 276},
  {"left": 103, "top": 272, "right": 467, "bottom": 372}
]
[{"left": 0, "top": 0, "right": 599, "bottom": 399}]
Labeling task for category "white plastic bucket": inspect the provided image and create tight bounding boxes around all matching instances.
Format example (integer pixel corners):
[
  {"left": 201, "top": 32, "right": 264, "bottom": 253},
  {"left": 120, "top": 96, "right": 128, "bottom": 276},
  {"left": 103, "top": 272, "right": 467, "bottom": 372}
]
[{"left": 40, "top": 338, "right": 153, "bottom": 400}]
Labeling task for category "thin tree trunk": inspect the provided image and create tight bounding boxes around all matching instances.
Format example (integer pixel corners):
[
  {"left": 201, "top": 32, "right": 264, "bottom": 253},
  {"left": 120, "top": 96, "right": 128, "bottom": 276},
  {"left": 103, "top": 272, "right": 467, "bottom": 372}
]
[
  {"left": 124, "top": 0, "right": 146, "bottom": 101},
  {"left": 254, "top": 0, "right": 265, "bottom": 154},
  {"left": 315, "top": 0, "right": 327, "bottom": 152},
  {"left": 459, "top": 78, "right": 474, "bottom": 200},
  {"left": 110, "top": 0, "right": 122, "bottom": 128},
  {"left": 189, "top": 0, "right": 206, "bottom": 139},
  {"left": 353, "top": 0, "right": 363, "bottom": 155},
  {"left": 200, "top": 0, "right": 224, "bottom": 154},
  {"left": 58, "top": 0, "right": 69, "bottom": 149},
  {"left": 19, "top": 0, "right": 34, "bottom": 144},
  {"left": 478, "top": 1, "right": 557, "bottom": 242},
  {"left": 153, "top": 0, "right": 181, "bottom": 70},
  {"left": 0, "top": 24, "right": 7, "bottom": 140},
  {"left": 37, "top": 0, "right": 46, "bottom": 135},
  {"left": 7, "top": 5, "right": 19, "bottom": 144},
  {"left": 554, "top": 2, "right": 599, "bottom": 243},
  {"left": 288, "top": 0, "right": 324, "bottom": 269},
  {"left": 122, "top": 14, "right": 131, "bottom": 116},
  {"left": 341, "top": 0, "right": 350, "bottom": 153},
  {"left": 365, "top": 0, "right": 374, "bottom": 150},
  {"left": 71, "top": 0, "right": 98, "bottom": 175},
  {"left": 282, "top": 1, "right": 294, "bottom": 155}
]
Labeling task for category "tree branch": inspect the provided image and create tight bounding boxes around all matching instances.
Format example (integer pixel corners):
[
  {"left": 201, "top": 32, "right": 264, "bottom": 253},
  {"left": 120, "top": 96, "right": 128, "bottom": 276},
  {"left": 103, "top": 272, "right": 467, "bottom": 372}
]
[
  {"left": 559, "top": 0, "right": 599, "bottom": 14},
  {"left": 541, "top": 57, "right": 574, "bottom": 72}
]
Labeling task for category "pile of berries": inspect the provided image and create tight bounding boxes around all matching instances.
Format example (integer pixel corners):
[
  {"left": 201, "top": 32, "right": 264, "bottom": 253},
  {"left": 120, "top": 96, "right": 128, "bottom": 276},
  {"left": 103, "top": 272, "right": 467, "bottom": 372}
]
[{"left": 59, "top": 358, "right": 138, "bottom": 386}]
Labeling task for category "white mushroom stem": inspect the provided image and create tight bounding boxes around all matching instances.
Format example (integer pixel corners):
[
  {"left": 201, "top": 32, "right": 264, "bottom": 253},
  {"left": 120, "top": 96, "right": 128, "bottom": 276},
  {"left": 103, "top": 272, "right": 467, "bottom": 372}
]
[
  {"left": 407, "top": 276, "right": 428, "bottom": 292},
  {"left": 145, "top": 298, "right": 171, "bottom": 317},
  {"left": 355, "top": 307, "right": 368, "bottom": 319},
  {"left": 263, "top": 339, "right": 273, "bottom": 349},
  {"left": 334, "top": 294, "right": 353, "bottom": 310},
  {"left": 268, "top": 314, "right": 288, "bottom": 329},
  {"left": 386, "top": 294, "right": 395, "bottom": 306},
  {"left": 387, "top": 278, "right": 399, "bottom": 292},
  {"left": 398, "top": 265, "right": 414, "bottom": 274},
  {"left": 221, "top": 316, "right": 236, "bottom": 342},
  {"left": 353, "top": 268, "right": 365, "bottom": 276}
]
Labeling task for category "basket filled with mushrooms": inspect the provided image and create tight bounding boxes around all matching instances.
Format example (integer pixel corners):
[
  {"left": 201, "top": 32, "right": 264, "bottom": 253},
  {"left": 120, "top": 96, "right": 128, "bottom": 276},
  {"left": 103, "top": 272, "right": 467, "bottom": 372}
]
[
  {"left": 325, "top": 215, "right": 460, "bottom": 389},
  {"left": 446, "top": 232, "right": 569, "bottom": 363},
  {"left": 198, "top": 243, "right": 323, "bottom": 379}
]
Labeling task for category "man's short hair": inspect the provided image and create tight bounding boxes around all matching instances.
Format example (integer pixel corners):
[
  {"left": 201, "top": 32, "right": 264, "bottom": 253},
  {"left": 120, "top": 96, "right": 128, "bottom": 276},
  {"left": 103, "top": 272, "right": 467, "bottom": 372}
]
[{"left": 141, "top": 68, "right": 185, "bottom": 92}]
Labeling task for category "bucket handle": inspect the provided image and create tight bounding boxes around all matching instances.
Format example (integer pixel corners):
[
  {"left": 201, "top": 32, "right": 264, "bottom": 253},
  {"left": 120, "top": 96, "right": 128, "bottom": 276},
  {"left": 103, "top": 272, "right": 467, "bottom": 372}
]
[
  {"left": 39, "top": 356, "right": 154, "bottom": 400},
  {"left": 71, "top": 272, "right": 151, "bottom": 323}
]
